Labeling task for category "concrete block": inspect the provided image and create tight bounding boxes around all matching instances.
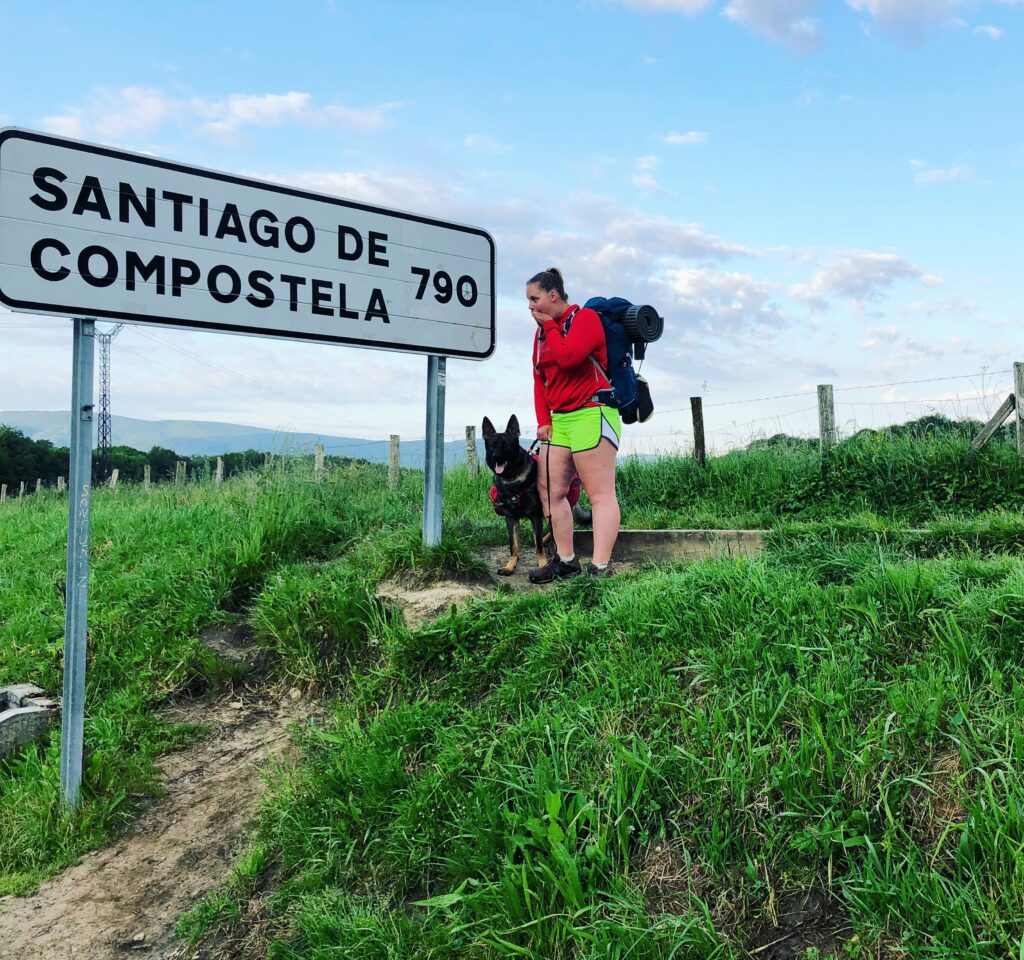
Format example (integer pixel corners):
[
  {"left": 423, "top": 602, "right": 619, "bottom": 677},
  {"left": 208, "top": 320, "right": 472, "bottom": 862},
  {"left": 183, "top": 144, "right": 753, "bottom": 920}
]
[
  {"left": 574, "top": 528, "right": 765, "bottom": 564},
  {"left": 0, "top": 684, "right": 58, "bottom": 758}
]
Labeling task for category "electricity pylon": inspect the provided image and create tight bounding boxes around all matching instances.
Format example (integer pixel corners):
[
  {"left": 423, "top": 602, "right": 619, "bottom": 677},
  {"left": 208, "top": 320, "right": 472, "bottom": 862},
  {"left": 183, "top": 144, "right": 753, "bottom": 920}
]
[{"left": 96, "top": 323, "right": 125, "bottom": 481}]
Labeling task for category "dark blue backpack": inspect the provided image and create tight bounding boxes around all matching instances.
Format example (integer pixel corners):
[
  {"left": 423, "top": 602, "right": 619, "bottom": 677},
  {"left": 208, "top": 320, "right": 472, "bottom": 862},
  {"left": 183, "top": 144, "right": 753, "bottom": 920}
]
[{"left": 580, "top": 297, "right": 663, "bottom": 424}]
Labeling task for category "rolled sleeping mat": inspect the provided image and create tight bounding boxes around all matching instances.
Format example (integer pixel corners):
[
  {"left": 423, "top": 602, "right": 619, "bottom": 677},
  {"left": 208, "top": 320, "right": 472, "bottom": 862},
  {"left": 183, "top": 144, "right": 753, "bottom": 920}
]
[{"left": 623, "top": 304, "right": 664, "bottom": 343}]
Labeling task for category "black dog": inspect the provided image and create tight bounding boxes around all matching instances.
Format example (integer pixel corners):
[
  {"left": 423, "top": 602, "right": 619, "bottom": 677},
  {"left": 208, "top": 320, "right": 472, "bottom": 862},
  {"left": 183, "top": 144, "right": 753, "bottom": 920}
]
[{"left": 482, "top": 415, "right": 546, "bottom": 576}]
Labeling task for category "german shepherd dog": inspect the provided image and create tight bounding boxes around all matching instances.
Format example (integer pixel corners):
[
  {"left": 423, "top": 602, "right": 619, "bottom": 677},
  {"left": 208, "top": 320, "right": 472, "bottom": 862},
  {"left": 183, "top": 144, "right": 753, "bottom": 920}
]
[{"left": 482, "top": 415, "right": 547, "bottom": 576}]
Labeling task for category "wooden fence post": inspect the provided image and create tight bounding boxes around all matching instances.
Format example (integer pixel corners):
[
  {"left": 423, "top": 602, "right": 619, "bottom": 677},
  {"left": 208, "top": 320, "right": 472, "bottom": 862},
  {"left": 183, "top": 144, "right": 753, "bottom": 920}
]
[
  {"left": 175, "top": 461, "right": 185, "bottom": 485},
  {"left": 35, "top": 478, "right": 42, "bottom": 494},
  {"left": 19, "top": 481, "right": 25, "bottom": 498},
  {"left": 465, "top": 426, "right": 478, "bottom": 477},
  {"left": 57, "top": 476, "right": 65, "bottom": 493},
  {"left": 314, "top": 444, "right": 324, "bottom": 481},
  {"left": 690, "top": 397, "right": 706, "bottom": 467},
  {"left": 108, "top": 468, "right": 119, "bottom": 489},
  {"left": 389, "top": 434, "right": 400, "bottom": 489},
  {"left": 0, "top": 483, "right": 5, "bottom": 503},
  {"left": 1015, "top": 362, "right": 1024, "bottom": 461},
  {"left": 972, "top": 393, "right": 1015, "bottom": 451},
  {"left": 143, "top": 464, "right": 151, "bottom": 490},
  {"left": 818, "top": 384, "right": 836, "bottom": 453},
  {"left": 216, "top": 457, "right": 224, "bottom": 485}
]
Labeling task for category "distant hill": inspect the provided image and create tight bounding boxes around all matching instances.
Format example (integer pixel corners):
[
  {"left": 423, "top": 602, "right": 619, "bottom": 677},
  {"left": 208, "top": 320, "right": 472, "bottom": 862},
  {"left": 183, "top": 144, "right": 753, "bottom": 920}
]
[{"left": 0, "top": 411, "right": 481, "bottom": 467}]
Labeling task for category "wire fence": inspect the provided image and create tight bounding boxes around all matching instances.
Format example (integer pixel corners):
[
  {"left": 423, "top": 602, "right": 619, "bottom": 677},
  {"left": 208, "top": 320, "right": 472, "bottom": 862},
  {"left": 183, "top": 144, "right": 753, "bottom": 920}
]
[{"left": 3, "top": 363, "right": 1019, "bottom": 498}]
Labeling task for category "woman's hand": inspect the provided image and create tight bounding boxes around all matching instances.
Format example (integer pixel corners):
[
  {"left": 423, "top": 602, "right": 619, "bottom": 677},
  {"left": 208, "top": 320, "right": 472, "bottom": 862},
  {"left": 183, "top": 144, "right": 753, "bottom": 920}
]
[
  {"left": 537, "top": 425, "right": 552, "bottom": 441},
  {"left": 531, "top": 307, "right": 548, "bottom": 327}
]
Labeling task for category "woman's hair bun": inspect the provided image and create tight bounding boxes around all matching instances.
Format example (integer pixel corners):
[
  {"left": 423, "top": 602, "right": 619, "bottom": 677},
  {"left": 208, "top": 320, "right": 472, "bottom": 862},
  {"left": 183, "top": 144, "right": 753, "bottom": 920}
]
[{"left": 546, "top": 266, "right": 563, "bottom": 280}]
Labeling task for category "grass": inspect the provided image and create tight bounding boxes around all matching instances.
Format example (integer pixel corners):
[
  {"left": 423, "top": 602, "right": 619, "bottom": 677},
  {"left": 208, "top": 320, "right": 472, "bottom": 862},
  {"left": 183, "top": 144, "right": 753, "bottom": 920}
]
[
  {"left": 3, "top": 431, "right": 1024, "bottom": 957},
  {"left": 0, "top": 459, "right": 454, "bottom": 894},
  {"left": 240, "top": 546, "right": 1024, "bottom": 958}
]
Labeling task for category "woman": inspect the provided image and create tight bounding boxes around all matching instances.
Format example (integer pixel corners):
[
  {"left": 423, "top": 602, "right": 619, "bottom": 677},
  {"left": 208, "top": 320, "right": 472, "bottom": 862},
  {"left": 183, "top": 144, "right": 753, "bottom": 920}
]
[{"left": 528, "top": 267, "right": 620, "bottom": 583}]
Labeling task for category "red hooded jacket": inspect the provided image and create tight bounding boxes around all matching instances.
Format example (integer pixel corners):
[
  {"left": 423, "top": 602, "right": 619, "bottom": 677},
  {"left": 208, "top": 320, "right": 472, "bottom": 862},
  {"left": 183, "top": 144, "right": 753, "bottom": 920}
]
[{"left": 533, "top": 305, "right": 611, "bottom": 429}]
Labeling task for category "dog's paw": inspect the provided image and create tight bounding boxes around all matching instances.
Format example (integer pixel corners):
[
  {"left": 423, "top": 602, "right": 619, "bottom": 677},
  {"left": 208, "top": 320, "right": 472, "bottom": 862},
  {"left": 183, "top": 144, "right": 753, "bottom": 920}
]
[{"left": 497, "top": 565, "right": 516, "bottom": 576}]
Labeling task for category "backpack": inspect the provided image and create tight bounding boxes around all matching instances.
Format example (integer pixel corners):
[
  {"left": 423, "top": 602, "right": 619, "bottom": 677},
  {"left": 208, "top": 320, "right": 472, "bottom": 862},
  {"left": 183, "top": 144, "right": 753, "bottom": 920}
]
[{"left": 579, "top": 297, "right": 663, "bottom": 424}]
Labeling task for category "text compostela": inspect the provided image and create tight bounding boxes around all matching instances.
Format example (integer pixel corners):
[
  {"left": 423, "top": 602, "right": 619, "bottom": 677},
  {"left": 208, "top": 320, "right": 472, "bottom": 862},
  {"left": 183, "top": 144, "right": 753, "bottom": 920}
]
[{"left": 24, "top": 167, "right": 479, "bottom": 325}]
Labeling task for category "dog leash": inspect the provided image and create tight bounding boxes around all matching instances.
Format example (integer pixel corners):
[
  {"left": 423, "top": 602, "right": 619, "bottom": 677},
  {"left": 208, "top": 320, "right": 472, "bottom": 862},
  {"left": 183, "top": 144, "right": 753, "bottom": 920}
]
[{"left": 525, "top": 439, "right": 552, "bottom": 534}]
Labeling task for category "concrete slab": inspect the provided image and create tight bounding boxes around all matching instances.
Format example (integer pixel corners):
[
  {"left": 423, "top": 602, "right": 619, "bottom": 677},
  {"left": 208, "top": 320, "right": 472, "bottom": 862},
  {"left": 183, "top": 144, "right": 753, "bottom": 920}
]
[
  {"left": 573, "top": 529, "right": 765, "bottom": 563},
  {"left": 0, "top": 684, "right": 58, "bottom": 758}
]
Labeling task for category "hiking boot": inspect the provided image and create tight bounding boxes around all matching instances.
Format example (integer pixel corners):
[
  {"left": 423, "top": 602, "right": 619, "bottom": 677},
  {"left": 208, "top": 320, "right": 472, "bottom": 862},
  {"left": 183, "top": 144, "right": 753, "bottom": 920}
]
[
  {"left": 529, "top": 555, "right": 582, "bottom": 584},
  {"left": 586, "top": 562, "right": 615, "bottom": 579}
]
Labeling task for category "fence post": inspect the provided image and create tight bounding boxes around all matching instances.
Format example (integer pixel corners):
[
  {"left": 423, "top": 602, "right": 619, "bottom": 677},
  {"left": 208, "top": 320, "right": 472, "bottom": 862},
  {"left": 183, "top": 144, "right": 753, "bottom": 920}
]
[
  {"left": 1015, "top": 363, "right": 1024, "bottom": 461},
  {"left": 108, "top": 468, "right": 119, "bottom": 489},
  {"left": 389, "top": 434, "right": 400, "bottom": 489},
  {"left": 690, "top": 397, "right": 706, "bottom": 467},
  {"left": 1, "top": 483, "right": 6, "bottom": 503},
  {"left": 143, "top": 464, "right": 151, "bottom": 490},
  {"left": 818, "top": 384, "right": 836, "bottom": 453},
  {"left": 314, "top": 443, "right": 324, "bottom": 481},
  {"left": 465, "top": 426, "right": 478, "bottom": 477},
  {"left": 57, "top": 476, "right": 65, "bottom": 493},
  {"left": 175, "top": 461, "right": 185, "bottom": 485},
  {"left": 216, "top": 456, "right": 224, "bottom": 485},
  {"left": 36, "top": 478, "right": 42, "bottom": 494},
  {"left": 19, "top": 481, "right": 25, "bottom": 497}
]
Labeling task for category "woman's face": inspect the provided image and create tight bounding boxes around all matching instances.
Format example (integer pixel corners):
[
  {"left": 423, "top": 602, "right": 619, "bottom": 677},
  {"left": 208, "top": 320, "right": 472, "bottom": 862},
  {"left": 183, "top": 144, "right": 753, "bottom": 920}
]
[{"left": 526, "top": 282, "right": 559, "bottom": 321}]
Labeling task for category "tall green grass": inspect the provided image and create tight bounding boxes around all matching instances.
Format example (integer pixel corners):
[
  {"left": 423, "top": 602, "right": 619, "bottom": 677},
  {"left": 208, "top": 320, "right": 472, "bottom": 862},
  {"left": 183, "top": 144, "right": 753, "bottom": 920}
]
[
  {"left": 0, "top": 460, "right": 444, "bottom": 894},
  {"left": 231, "top": 540, "right": 1024, "bottom": 958},
  {"left": 4, "top": 434, "right": 1024, "bottom": 958},
  {"left": 620, "top": 431, "right": 1024, "bottom": 527}
]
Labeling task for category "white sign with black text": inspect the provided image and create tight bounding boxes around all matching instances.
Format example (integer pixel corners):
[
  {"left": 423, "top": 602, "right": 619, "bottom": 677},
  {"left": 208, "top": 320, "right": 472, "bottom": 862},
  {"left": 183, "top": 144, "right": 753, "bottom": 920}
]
[{"left": 0, "top": 128, "right": 495, "bottom": 359}]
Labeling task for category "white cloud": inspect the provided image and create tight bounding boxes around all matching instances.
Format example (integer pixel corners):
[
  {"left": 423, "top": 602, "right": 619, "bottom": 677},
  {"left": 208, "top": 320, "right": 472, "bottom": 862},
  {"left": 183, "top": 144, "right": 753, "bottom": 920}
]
[
  {"left": 39, "top": 86, "right": 400, "bottom": 148},
  {"left": 610, "top": 0, "right": 715, "bottom": 12},
  {"left": 862, "top": 325, "right": 901, "bottom": 348},
  {"left": 654, "top": 266, "right": 787, "bottom": 333},
  {"left": 464, "top": 133, "right": 512, "bottom": 155},
  {"left": 973, "top": 24, "right": 1004, "bottom": 37},
  {"left": 845, "top": 0, "right": 965, "bottom": 40},
  {"left": 914, "top": 163, "right": 973, "bottom": 184},
  {"left": 723, "top": 0, "right": 823, "bottom": 51},
  {"left": 791, "top": 251, "right": 929, "bottom": 307},
  {"left": 632, "top": 155, "right": 667, "bottom": 193},
  {"left": 664, "top": 131, "right": 710, "bottom": 145}
]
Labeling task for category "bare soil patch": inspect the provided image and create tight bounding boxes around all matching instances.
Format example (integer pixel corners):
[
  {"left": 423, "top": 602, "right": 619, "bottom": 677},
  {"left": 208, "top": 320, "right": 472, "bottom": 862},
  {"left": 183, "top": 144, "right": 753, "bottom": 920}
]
[
  {"left": 743, "top": 887, "right": 854, "bottom": 960},
  {"left": 376, "top": 577, "right": 493, "bottom": 630},
  {"left": 0, "top": 630, "right": 313, "bottom": 960}
]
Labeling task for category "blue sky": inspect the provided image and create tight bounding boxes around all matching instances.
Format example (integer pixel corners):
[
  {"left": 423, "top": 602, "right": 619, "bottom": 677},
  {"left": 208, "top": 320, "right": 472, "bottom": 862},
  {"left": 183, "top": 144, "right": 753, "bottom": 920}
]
[{"left": 1, "top": 0, "right": 1021, "bottom": 454}]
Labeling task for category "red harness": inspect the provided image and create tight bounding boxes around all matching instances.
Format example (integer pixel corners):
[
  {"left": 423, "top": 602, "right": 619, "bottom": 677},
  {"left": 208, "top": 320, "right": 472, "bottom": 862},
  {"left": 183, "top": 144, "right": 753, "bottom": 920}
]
[{"left": 489, "top": 449, "right": 581, "bottom": 517}]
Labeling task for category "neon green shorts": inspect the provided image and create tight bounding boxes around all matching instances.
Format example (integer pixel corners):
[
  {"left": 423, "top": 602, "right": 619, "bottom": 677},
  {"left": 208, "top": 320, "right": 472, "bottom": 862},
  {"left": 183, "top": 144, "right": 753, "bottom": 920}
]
[{"left": 549, "top": 405, "right": 621, "bottom": 454}]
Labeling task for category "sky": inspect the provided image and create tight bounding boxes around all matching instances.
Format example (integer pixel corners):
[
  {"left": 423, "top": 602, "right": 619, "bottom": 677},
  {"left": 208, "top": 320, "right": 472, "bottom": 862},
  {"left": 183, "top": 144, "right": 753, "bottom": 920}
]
[{"left": 1, "top": 0, "right": 1022, "bottom": 457}]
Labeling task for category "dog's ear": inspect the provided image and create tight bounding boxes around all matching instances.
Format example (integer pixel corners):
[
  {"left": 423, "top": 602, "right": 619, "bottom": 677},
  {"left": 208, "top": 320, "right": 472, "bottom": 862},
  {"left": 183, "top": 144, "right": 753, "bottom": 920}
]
[
  {"left": 506, "top": 414, "right": 520, "bottom": 439},
  {"left": 481, "top": 416, "right": 496, "bottom": 439}
]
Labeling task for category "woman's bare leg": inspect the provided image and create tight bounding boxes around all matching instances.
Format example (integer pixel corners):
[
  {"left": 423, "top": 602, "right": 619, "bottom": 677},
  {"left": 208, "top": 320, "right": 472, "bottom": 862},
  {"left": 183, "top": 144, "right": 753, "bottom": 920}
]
[{"left": 572, "top": 438, "right": 620, "bottom": 565}]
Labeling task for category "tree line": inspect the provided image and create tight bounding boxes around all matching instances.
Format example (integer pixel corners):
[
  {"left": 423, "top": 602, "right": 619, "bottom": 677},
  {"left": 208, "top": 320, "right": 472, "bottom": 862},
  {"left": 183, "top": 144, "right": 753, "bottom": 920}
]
[{"left": 0, "top": 425, "right": 270, "bottom": 489}]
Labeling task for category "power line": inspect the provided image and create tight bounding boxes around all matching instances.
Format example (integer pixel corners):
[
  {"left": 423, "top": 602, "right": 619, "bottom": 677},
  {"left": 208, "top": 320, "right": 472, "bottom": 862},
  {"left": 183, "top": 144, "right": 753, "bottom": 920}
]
[{"left": 658, "top": 369, "right": 1002, "bottom": 415}]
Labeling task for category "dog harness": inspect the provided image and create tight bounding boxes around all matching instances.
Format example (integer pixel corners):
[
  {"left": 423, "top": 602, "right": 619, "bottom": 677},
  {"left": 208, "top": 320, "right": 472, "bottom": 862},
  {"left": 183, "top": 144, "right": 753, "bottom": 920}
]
[{"left": 489, "top": 449, "right": 581, "bottom": 517}]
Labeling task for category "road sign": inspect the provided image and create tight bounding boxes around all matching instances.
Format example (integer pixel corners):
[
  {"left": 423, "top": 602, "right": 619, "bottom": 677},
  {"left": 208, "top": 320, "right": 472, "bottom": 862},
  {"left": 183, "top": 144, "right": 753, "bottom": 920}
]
[{"left": 0, "top": 127, "right": 495, "bottom": 359}]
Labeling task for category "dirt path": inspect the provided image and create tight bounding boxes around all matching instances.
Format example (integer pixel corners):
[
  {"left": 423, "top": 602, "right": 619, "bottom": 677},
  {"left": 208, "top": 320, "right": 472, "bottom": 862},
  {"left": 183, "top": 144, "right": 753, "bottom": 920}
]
[{"left": 0, "top": 690, "right": 310, "bottom": 960}]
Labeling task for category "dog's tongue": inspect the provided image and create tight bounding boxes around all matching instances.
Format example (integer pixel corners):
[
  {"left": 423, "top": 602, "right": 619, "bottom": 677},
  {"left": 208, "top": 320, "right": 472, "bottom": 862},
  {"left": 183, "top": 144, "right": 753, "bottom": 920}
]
[{"left": 495, "top": 462, "right": 505, "bottom": 474}]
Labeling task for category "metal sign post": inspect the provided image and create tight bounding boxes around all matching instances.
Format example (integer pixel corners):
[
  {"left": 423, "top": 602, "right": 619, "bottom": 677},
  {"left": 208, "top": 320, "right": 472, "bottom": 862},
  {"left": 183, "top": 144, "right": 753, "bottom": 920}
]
[
  {"left": 60, "top": 317, "right": 95, "bottom": 809},
  {"left": 422, "top": 355, "right": 446, "bottom": 547}
]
